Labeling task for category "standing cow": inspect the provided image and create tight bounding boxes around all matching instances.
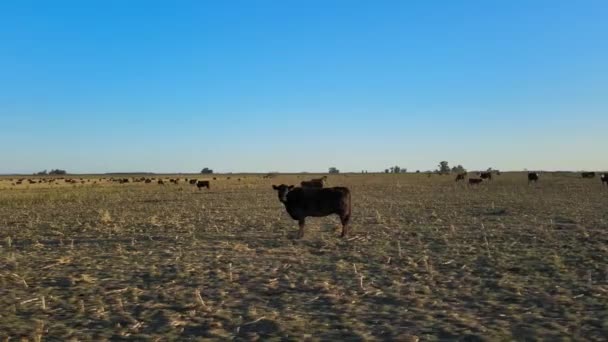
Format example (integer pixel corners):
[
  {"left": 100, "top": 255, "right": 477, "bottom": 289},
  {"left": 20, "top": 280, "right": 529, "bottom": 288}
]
[
  {"left": 479, "top": 172, "right": 492, "bottom": 181},
  {"left": 272, "top": 184, "right": 351, "bottom": 238},
  {"left": 582, "top": 172, "right": 596, "bottom": 178},
  {"left": 528, "top": 172, "right": 539, "bottom": 184},
  {"left": 601, "top": 173, "right": 607, "bottom": 186},
  {"left": 455, "top": 173, "right": 466, "bottom": 182},
  {"left": 196, "top": 180, "right": 210, "bottom": 189}
]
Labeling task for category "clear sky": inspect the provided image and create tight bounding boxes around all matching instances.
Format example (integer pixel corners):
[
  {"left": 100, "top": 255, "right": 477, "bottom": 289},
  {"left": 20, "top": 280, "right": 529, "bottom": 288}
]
[{"left": 1, "top": 1, "right": 606, "bottom": 174}]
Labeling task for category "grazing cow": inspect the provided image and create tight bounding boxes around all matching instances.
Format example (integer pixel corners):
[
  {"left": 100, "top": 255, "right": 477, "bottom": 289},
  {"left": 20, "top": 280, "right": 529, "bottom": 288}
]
[
  {"left": 145, "top": 179, "right": 152, "bottom": 184},
  {"left": 582, "top": 172, "right": 596, "bottom": 178},
  {"left": 455, "top": 173, "right": 466, "bottom": 182},
  {"left": 301, "top": 180, "right": 324, "bottom": 188},
  {"left": 189, "top": 179, "right": 197, "bottom": 185},
  {"left": 528, "top": 172, "right": 539, "bottom": 184},
  {"left": 480, "top": 172, "right": 492, "bottom": 181},
  {"left": 196, "top": 180, "right": 210, "bottom": 189},
  {"left": 468, "top": 178, "right": 483, "bottom": 185},
  {"left": 601, "top": 173, "right": 607, "bottom": 186},
  {"left": 272, "top": 184, "right": 351, "bottom": 238},
  {"left": 158, "top": 180, "right": 164, "bottom": 185}
]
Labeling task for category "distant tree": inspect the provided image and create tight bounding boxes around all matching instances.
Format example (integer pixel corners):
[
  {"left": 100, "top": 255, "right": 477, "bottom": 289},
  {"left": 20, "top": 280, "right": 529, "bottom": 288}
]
[
  {"left": 438, "top": 161, "right": 450, "bottom": 174},
  {"left": 486, "top": 167, "right": 493, "bottom": 172},
  {"left": 451, "top": 165, "right": 466, "bottom": 174},
  {"left": 385, "top": 169, "right": 390, "bottom": 174},
  {"left": 201, "top": 167, "right": 213, "bottom": 174},
  {"left": 400, "top": 168, "right": 407, "bottom": 173},
  {"left": 392, "top": 166, "right": 401, "bottom": 174},
  {"left": 328, "top": 167, "right": 340, "bottom": 174},
  {"left": 416, "top": 170, "right": 420, "bottom": 173},
  {"left": 49, "top": 169, "right": 67, "bottom": 175},
  {"left": 35, "top": 170, "right": 48, "bottom": 175}
]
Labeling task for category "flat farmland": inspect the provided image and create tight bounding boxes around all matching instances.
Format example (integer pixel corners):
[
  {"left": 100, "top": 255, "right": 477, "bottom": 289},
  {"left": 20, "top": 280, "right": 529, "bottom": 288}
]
[{"left": 0, "top": 173, "right": 607, "bottom": 340}]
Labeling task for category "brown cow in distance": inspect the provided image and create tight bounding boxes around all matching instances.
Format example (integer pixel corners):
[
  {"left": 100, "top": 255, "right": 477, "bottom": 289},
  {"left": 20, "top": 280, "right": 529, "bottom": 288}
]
[
  {"left": 272, "top": 184, "right": 351, "bottom": 238},
  {"left": 468, "top": 178, "right": 483, "bottom": 185},
  {"left": 189, "top": 179, "right": 197, "bottom": 185},
  {"left": 197, "top": 180, "right": 210, "bottom": 189},
  {"left": 301, "top": 180, "right": 323, "bottom": 188},
  {"left": 455, "top": 173, "right": 466, "bottom": 182}
]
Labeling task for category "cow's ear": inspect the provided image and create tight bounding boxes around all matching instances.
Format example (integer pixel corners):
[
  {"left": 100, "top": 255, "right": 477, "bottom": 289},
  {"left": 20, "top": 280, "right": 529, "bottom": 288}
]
[{"left": 288, "top": 185, "right": 294, "bottom": 190}]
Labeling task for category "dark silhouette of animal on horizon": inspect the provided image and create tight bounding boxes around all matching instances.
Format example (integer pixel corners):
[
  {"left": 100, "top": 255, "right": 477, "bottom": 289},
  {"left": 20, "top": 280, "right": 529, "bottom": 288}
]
[
  {"left": 197, "top": 180, "right": 210, "bottom": 190},
  {"left": 582, "top": 172, "right": 596, "bottom": 178},
  {"left": 455, "top": 173, "right": 466, "bottom": 182},
  {"left": 601, "top": 173, "right": 607, "bottom": 186},
  {"left": 479, "top": 172, "right": 492, "bottom": 181},
  {"left": 468, "top": 178, "right": 483, "bottom": 185},
  {"left": 528, "top": 172, "right": 539, "bottom": 184},
  {"left": 272, "top": 184, "right": 351, "bottom": 238}
]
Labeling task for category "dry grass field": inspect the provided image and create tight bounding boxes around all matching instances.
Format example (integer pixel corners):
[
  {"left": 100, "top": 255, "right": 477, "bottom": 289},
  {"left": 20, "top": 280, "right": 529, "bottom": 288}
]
[{"left": 0, "top": 173, "right": 607, "bottom": 341}]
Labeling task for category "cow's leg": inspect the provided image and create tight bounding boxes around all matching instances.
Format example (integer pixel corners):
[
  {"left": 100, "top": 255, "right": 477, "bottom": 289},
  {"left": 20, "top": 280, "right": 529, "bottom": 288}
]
[
  {"left": 297, "top": 219, "right": 305, "bottom": 239},
  {"left": 340, "top": 214, "right": 350, "bottom": 238}
]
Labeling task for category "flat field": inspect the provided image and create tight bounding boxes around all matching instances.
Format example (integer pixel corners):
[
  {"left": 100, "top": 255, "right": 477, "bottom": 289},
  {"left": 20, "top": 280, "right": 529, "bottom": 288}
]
[{"left": 0, "top": 173, "right": 607, "bottom": 340}]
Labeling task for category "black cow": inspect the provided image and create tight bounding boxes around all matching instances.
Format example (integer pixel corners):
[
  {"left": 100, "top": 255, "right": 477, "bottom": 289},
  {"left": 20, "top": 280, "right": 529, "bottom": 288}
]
[
  {"left": 528, "top": 172, "right": 539, "bottom": 184},
  {"left": 582, "top": 172, "right": 596, "bottom": 178},
  {"left": 158, "top": 180, "right": 164, "bottom": 185},
  {"left": 272, "top": 184, "right": 351, "bottom": 238},
  {"left": 601, "top": 173, "right": 607, "bottom": 186},
  {"left": 189, "top": 179, "right": 197, "bottom": 185},
  {"left": 468, "top": 178, "right": 483, "bottom": 185},
  {"left": 455, "top": 173, "right": 466, "bottom": 182},
  {"left": 301, "top": 180, "right": 324, "bottom": 188},
  {"left": 480, "top": 172, "right": 492, "bottom": 181},
  {"left": 197, "top": 180, "right": 210, "bottom": 189}
]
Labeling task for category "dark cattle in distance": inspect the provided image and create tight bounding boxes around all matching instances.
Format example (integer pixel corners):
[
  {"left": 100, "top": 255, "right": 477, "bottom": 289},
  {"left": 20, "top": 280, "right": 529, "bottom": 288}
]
[
  {"left": 582, "top": 172, "right": 596, "bottom": 178},
  {"left": 145, "top": 179, "right": 152, "bottom": 184},
  {"left": 601, "top": 173, "right": 607, "bottom": 186},
  {"left": 528, "top": 172, "right": 539, "bottom": 184},
  {"left": 189, "top": 179, "right": 197, "bottom": 185},
  {"left": 479, "top": 172, "right": 492, "bottom": 181},
  {"left": 196, "top": 180, "right": 210, "bottom": 189},
  {"left": 311, "top": 176, "right": 328, "bottom": 183},
  {"left": 468, "top": 178, "right": 483, "bottom": 185},
  {"left": 158, "top": 180, "right": 164, "bottom": 185},
  {"left": 301, "top": 180, "right": 324, "bottom": 188},
  {"left": 455, "top": 173, "right": 466, "bottom": 182},
  {"left": 272, "top": 184, "right": 351, "bottom": 238}
]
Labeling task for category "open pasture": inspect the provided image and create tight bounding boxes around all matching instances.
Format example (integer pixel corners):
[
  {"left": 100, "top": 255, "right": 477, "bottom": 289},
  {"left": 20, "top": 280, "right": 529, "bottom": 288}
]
[{"left": 0, "top": 173, "right": 607, "bottom": 340}]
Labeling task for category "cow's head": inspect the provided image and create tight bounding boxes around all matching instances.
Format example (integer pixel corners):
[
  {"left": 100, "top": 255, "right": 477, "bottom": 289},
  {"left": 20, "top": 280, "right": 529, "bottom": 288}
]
[{"left": 272, "top": 184, "right": 294, "bottom": 203}]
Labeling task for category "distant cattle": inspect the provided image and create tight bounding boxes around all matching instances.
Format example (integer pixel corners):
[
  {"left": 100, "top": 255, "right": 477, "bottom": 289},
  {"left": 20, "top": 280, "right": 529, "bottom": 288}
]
[
  {"left": 189, "top": 179, "right": 197, "bottom": 185},
  {"left": 455, "top": 173, "right": 466, "bottom": 182},
  {"left": 145, "top": 179, "right": 152, "bottom": 184},
  {"left": 196, "top": 180, "right": 210, "bottom": 189},
  {"left": 582, "top": 172, "right": 596, "bottom": 178},
  {"left": 601, "top": 173, "right": 607, "bottom": 186},
  {"left": 311, "top": 176, "right": 328, "bottom": 183},
  {"left": 301, "top": 180, "right": 324, "bottom": 188},
  {"left": 158, "top": 180, "right": 164, "bottom": 185},
  {"left": 479, "top": 172, "right": 492, "bottom": 181},
  {"left": 528, "top": 172, "right": 539, "bottom": 184},
  {"left": 273, "top": 184, "right": 351, "bottom": 238},
  {"left": 468, "top": 178, "right": 483, "bottom": 185}
]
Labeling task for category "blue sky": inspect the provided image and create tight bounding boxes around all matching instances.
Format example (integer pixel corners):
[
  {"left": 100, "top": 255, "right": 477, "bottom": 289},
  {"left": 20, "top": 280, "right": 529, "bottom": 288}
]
[{"left": 1, "top": 1, "right": 606, "bottom": 173}]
